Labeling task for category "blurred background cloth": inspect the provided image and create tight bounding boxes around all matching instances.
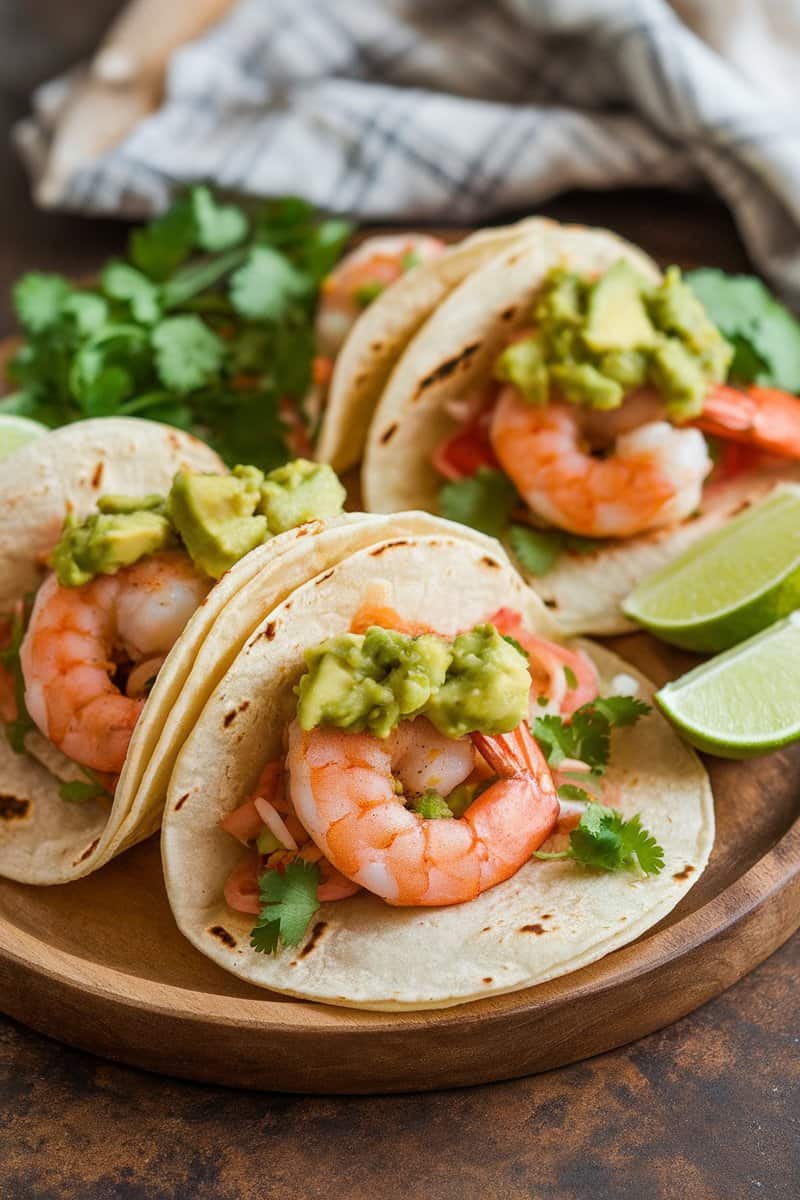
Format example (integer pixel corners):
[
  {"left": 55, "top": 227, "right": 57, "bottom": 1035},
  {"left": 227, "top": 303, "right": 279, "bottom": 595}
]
[{"left": 13, "top": 0, "right": 800, "bottom": 303}]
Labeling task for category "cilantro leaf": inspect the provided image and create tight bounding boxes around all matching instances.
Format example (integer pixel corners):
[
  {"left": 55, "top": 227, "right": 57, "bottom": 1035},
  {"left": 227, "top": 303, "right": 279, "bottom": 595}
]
[
  {"left": 439, "top": 469, "right": 519, "bottom": 539},
  {"left": 151, "top": 316, "right": 226, "bottom": 393},
  {"left": 557, "top": 783, "right": 594, "bottom": 806},
  {"left": 593, "top": 696, "right": 650, "bottom": 726},
  {"left": 62, "top": 293, "right": 109, "bottom": 336},
  {"left": 250, "top": 859, "right": 321, "bottom": 954},
  {"left": 129, "top": 198, "right": 196, "bottom": 281},
  {"left": 687, "top": 269, "right": 800, "bottom": 392},
  {"left": 230, "top": 247, "right": 311, "bottom": 320},
  {"left": 13, "top": 273, "right": 72, "bottom": 333},
  {"left": 535, "top": 802, "right": 665, "bottom": 875},
  {"left": 533, "top": 695, "right": 651, "bottom": 775},
  {"left": 59, "top": 777, "right": 109, "bottom": 803},
  {"left": 509, "top": 524, "right": 563, "bottom": 575},
  {"left": 101, "top": 262, "right": 162, "bottom": 325},
  {"left": 191, "top": 186, "right": 248, "bottom": 252}
]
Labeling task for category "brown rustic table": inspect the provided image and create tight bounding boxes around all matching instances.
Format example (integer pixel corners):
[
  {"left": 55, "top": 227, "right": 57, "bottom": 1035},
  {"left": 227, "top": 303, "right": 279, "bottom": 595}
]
[{"left": 0, "top": 8, "right": 798, "bottom": 1197}]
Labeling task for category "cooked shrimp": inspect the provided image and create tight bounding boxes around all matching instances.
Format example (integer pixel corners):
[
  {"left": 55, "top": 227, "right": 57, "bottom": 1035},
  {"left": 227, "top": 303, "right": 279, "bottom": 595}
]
[
  {"left": 287, "top": 716, "right": 558, "bottom": 907},
  {"left": 222, "top": 759, "right": 360, "bottom": 913},
  {"left": 490, "top": 386, "right": 712, "bottom": 538},
  {"left": 315, "top": 234, "right": 445, "bottom": 361},
  {"left": 20, "top": 551, "right": 209, "bottom": 774},
  {"left": 695, "top": 384, "right": 800, "bottom": 459}
]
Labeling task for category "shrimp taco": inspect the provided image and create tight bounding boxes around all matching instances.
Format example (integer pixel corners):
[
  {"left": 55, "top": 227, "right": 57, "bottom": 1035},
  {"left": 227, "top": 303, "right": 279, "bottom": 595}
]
[
  {"left": 0, "top": 417, "right": 354, "bottom": 884},
  {"left": 313, "top": 217, "right": 610, "bottom": 472},
  {"left": 163, "top": 534, "right": 712, "bottom": 1011},
  {"left": 361, "top": 230, "right": 800, "bottom": 633}
]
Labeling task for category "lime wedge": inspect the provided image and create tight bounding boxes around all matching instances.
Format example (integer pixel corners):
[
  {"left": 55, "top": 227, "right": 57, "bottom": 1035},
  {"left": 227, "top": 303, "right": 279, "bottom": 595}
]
[
  {"left": 623, "top": 485, "right": 800, "bottom": 651},
  {"left": 0, "top": 414, "right": 48, "bottom": 462},
  {"left": 656, "top": 614, "right": 800, "bottom": 757}
]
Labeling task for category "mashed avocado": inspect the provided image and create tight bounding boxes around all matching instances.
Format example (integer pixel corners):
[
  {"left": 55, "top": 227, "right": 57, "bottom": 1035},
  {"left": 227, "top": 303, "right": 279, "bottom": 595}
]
[
  {"left": 424, "top": 625, "right": 531, "bottom": 738},
  {"left": 296, "top": 623, "right": 529, "bottom": 740},
  {"left": 494, "top": 259, "right": 732, "bottom": 420},
  {"left": 259, "top": 460, "right": 346, "bottom": 534},
  {"left": 52, "top": 509, "right": 174, "bottom": 587},
  {"left": 50, "top": 459, "right": 346, "bottom": 587}
]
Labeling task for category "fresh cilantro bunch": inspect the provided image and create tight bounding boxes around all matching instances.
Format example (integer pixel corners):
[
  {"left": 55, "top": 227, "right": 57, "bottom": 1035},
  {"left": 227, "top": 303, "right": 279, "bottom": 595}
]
[
  {"left": 535, "top": 802, "right": 665, "bottom": 875},
  {"left": 250, "top": 859, "right": 321, "bottom": 954},
  {"left": 439, "top": 468, "right": 601, "bottom": 573},
  {"left": 4, "top": 188, "right": 351, "bottom": 471},
  {"left": 687, "top": 269, "right": 800, "bottom": 393}
]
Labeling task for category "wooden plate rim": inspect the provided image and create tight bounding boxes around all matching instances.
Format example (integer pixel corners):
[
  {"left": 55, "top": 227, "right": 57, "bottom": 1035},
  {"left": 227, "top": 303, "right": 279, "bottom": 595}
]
[{"left": 2, "top": 815, "right": 798, "bottom": 1037}]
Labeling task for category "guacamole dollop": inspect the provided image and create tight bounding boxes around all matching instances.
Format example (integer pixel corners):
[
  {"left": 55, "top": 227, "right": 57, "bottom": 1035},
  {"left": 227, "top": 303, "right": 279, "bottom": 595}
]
[
  {"left": 296, "top": 623, "right": 530, "bottom": 740},
  {"left": 52, "top": 509, "right": 175, "bottom": 587},
  {"left": 51, "top": 459, "right": 346, "bottom": 586},
  {"left": 494, "top": 260, "right": 732, "bottom": 420}
]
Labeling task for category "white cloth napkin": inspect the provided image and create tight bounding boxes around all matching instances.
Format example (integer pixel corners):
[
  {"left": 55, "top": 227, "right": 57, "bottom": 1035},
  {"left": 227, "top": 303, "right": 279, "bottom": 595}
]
[{"left": 16, "top": 0, "right": 800, "bottom": 304}]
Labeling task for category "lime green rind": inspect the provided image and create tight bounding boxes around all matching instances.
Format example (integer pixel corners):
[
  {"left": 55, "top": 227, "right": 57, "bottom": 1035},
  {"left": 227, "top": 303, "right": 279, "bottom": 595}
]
[
  {"left": 655, "top": 615, "right": 800, "bottom": 758},
  {"left": 623, "top": 486, "right": 800, "bottom": 652}
]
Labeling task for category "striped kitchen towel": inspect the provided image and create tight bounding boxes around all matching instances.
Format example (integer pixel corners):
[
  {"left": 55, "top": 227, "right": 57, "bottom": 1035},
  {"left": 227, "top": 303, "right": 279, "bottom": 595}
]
[{"left": 15, "top": 0, "right": 800, "bottom": 304}]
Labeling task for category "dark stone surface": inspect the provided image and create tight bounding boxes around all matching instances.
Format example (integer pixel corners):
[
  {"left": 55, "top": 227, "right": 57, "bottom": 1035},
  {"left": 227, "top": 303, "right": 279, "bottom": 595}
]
[{"left": 0, "top": 5, "right": 797, "bottom": 1197}]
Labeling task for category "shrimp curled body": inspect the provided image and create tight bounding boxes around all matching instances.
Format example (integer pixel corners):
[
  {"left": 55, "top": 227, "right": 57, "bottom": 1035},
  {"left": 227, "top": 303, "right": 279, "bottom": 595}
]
[
  {"left": 490, "top": 386, "right": 712, "bottom": 538},
  {"left": 20, "top": 551, "right": 209, "bottom": 774},
  {"left": 287, "top": 716, "right": 558, "bottom": 907}
]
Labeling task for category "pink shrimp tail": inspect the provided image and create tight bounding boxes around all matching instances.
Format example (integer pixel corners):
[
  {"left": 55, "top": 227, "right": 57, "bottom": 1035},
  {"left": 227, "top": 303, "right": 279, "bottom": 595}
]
[{"left": 696, "top": 384, "right": 800, "bottom": 459}]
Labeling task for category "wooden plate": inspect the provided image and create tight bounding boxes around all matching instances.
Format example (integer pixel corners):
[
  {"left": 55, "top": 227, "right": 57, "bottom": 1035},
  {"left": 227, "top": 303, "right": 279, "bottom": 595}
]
[
  {"left": 1, "top": 631, "right": 798, "bottom": 1094},
  {"left": 1, "top": 250, "right": 799, "bottom": 1093}
]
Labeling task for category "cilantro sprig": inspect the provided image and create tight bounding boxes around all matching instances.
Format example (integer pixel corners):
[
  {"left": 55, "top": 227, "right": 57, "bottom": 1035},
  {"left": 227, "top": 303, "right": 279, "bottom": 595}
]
[
  {"left": 533, "top": 695, "right": 650, "bottom": 777},
  {"left": 535, "top": 802, "right": 665, "bottom": 876},
  {"left": 250, "top": 859, "right": 321, "bottom": 954},
  {"left": 5, "top": 188, "right": 352, "bottom": 471}
]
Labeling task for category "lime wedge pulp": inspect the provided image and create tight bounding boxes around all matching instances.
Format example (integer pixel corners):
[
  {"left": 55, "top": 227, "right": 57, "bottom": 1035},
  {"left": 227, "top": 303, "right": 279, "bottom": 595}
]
[
  {"left": 623, "top": 485, "right": 800, "bottom": 651},
  {"left": 656, "top": 613, "right": 800, "bottom": 757},
  {"left": 0, "top": 413, "right": 48, "bottom": 462}
]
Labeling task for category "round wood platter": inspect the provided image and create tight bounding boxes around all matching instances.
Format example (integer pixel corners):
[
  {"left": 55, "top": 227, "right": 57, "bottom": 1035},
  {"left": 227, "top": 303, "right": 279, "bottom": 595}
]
[{"left": 1, "top": 630, "right": 798, "bottom": 1093}]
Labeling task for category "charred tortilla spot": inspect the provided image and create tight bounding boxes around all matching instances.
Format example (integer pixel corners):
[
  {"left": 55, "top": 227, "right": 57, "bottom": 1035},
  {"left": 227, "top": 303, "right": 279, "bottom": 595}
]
[
  {"left": 380, "top": 423, "right": 398, "bottom": 445},
  {"left": 264, "top": 621, "right": 277, "bottom": 642},
  {"left": 174, "top": 792, "right": 190, "bottom": 812},
  {"left": 483, "top": 976, "right": 493, "bottom": 984},
  {"left": 0, "top": 795, "right": 29, "bottom": 820},
  {"left": 91, "top": 461, "right": 104, "bottom": 489},
  {"left": 519, "top": 923, "right": 545, "bottom": 935},
  {"left": 74, "top": 837, "right": 100, "bottom": 865},
  {"left": 223, "top": 700, "right": 251, "bottom": 729},
  {"left": 415, "top": 342, "right": 480, "bottom": 396},
  {"left": 481, "top": 556, "right": 500, "bottom": 568},
  {"left": 672, "top": 865, "right": 695, "bottom": 881},
  {"left": 298, "top": 920, "right": 328, "bottom": 958},
  {"left": 543, "top": 599, "right": 558, "bottom": 609},
  {"left": 370, "top": 341, "right": 383, "bottom": 352},
  {"left": 481, "top": 926, "right": 492, "bottom": 932},
  {"left": 541, "top": 913, "right": 552, "bottom": 920},
  {"left": 315, "top": 570, "right": 335, "bottom": 585},
  {"left": 209, "top": 925, "right": 236, "bottom": 948},
  {"left": 369, "top": 539, "right": 409, "bottom": 557},
  {"left": 500, "top": 306, "right": 517, "bottom": 321}
]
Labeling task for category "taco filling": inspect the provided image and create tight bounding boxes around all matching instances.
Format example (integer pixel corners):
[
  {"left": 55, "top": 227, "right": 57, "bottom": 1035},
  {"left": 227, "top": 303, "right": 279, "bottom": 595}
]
[
  {"left": 1, "top": 457, "right": 345, "bottom": 801},
  {"left": 432, "top": 261, "right": 800, "bottom": 564},
  {"left": 307, "top": 234, "right": 445, "bottom": 432},
  {"left": 219, "top": 601, "right": 659, "bottom": 953}
]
